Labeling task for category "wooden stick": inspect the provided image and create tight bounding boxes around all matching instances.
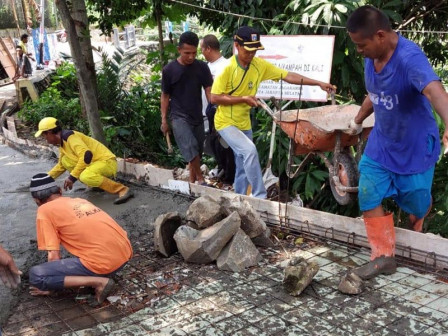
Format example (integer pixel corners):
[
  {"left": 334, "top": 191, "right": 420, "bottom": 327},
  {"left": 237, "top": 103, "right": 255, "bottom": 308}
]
[{"left": 165, "top": 133, "right": 173, "bottom": 154}]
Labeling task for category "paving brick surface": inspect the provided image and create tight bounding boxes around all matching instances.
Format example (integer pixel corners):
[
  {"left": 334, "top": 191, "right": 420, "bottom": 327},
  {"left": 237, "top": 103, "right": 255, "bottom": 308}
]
[{"left": 2, "top": 239, "right": 448, "bottom": 336}]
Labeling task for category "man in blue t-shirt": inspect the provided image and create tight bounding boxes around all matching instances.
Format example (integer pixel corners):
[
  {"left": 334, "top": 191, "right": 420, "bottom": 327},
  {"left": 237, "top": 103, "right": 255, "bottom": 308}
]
[
  {"left": 346, "top": 6, "right": 448, "bottom": 280},
  {"left": 161, "top": 32, "right": 213, "bottom": 185}
]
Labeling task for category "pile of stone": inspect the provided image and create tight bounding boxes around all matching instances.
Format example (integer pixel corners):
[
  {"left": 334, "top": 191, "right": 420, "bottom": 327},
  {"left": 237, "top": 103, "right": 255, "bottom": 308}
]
[{"left": 153, "top": 195, "right": 274, "bottom": 272}]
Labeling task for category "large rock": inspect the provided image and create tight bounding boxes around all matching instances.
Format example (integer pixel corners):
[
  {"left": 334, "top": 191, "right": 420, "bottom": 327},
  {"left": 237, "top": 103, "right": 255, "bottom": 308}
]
[
  {"left": 220, "top": 195, "right": 267, "bottom": 238},
  {"left": 251, "top": 226, "right": 275, "bottom": 248},
  {"left": 283, "top": 257, "right": 319, "bottom": 296},
  {"left": 217, "top": 229, "right": 262, "bottom": 272},
  {"left": 174, "top": 211, "right": 241, "bottom": 263},
  {"left": 153, "top": 212, "right": 182, "bottom": 257},
  {"left": 186, "top": 195, "right": 224, "bottom": 229}
]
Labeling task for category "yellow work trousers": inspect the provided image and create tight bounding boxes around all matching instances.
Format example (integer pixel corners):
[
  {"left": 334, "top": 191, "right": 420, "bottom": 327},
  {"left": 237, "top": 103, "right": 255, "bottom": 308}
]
[{"left": 61, "top": 156, "right": 117, "bottom": 187}]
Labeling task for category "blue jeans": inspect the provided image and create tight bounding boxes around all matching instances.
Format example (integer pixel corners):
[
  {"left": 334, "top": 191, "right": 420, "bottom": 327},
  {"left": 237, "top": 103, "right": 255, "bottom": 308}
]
[
  {"left": 29, "top": 258, "right": 126, "bottom": 291},
  {"left": 218, "top": 126, "right": 267, "bottom": 198}
]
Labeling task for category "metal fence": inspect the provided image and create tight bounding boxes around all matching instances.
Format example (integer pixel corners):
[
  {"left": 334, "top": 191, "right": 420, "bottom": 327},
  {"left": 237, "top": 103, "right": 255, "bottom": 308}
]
[{"left": 113, "top": 26, "right": 136, "bottom": 49}]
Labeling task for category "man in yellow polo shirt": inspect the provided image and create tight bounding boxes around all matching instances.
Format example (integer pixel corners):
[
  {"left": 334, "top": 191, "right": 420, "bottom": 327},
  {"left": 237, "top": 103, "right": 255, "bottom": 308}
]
[
  {"left": 211, "top": 26, "right": 335, "bottom": 198},
  {"left": 35, "top": 117, "right": 133, "bottom": 204}
]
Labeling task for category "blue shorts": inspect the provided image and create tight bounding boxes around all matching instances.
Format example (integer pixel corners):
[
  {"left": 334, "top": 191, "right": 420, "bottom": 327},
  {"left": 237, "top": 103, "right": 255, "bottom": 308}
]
[
  {"left": 29, "top": 257, "right": 126, "bottom": 291},
  {"left": 358, "top": 155, "right": 434, "bottom": 218}
]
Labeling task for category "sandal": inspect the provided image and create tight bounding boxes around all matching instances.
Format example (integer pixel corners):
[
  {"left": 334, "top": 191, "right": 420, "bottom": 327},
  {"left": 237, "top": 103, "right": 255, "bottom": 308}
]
[{"left": 90, "top": 278, "right": 116, "bottom": 307}]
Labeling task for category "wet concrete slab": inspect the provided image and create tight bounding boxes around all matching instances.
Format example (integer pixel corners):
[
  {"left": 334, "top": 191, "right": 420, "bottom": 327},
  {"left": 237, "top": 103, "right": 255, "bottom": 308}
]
[
  {"left": 0, "top": 143, "right": 192, "bottom": 326},
  {"left": 0, "top": 144, "right": 54, "bottom": 323}
]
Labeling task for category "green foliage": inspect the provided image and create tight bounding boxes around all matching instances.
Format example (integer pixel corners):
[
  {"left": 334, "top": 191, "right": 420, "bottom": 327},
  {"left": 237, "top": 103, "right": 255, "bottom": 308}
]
[
  {"left": 145, "top": 43, "right": 177, "bottom": 72},
  {"left": 97, "top": 49, "right": 122, "bottom": 117},
  {"left": 18, "top": 86, "right": 87, "bottom": 133},
  {"left": 101, "top": 84, "right": 161, "bottom": 158},
  {"left": 50, "top": 62, "right": 79, "bottom": 100},
  {"left": 18, "top": 52, "right": 184, "bottom": 167},
  {"left": 86, "top": 0, "right": 188, "bottom": 35},
  {"left": 87, "top": 0, "right": 148, "bottom": 34},
  {"left": 192, "top": 0, "right": 448, "bottom": 103},
  {"left": 94, "top": 44, "right": 185, "bottom": 167},
  {"left": 426, "top": 112, "right": 448, "bottom": 236},
  {"left": 292, "top": 162, "right": 328, "bottom": 200},
  {"left": 18, "top": 62, "right": 86, "bottom": 132},
  {"left": 193, "top": 0, "right": 281, "bottom": 37},
  {"left": 0, "top": 5, "right": 15, "bottom": 29}
]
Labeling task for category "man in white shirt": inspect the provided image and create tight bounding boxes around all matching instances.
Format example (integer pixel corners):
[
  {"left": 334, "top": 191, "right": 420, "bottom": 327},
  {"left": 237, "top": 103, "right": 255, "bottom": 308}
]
[
  {"left": 200, "top": 35, "right": 230, "bottom": 122},
  {"left": 200, "top": 35, "right": 235, "bottom": 186}
]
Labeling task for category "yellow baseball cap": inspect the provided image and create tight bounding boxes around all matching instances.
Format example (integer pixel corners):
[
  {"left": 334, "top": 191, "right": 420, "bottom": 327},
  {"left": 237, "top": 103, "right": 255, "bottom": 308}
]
[{"left": 35, "top": 117, "right": 58, "bottom": 137}]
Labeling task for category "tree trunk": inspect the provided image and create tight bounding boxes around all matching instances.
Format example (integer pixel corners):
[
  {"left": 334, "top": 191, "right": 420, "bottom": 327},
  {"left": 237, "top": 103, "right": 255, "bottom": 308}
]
[
  {"left": 10, "top": 0, "right": 21, "bottom": 36},
  {"left": 71, "top": 0, "right": 97, "bottom": 98},
  {"left": 154, "top": 2, "right": 164, "bottom": 66},
  {"left": 54, "top": 0, "right": 106, "bottom": 144},
  {"left": 21, "top": 0, "right": 32, "bottom": 31}
]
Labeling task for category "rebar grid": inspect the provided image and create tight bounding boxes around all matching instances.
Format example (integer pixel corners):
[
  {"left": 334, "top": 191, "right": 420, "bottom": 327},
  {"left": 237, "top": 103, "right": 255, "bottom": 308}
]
[{"left": 260, "top": 211, "right": 448, "bottom": 280}]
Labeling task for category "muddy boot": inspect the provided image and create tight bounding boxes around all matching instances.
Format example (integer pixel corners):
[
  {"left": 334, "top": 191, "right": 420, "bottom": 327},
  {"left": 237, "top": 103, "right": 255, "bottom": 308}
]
[
  {"left": 408, "top": 198, "right": 432, "bottom": 232},
  {"left": 353, "top": 213, "right": 396, "bottom": 280},
  {"left": 99, "top": 177, "right": 134, "bottom": 204},
  {"left": 353, "top": 256, "right": 397, "bottom": 280},
  {"left": 339, "top": 271, "right": 364, "bottom": 294}
]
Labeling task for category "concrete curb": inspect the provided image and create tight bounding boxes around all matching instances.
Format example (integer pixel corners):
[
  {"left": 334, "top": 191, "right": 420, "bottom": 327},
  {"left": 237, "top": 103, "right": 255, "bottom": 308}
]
[{"left": 2, "top": 117, "right": 448, "bottom": 270}]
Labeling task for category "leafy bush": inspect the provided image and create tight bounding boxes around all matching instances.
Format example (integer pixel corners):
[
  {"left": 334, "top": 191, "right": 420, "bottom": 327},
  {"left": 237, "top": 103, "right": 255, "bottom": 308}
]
[
  {"left": 18, "top": 61, "right": 87, "bottom": 133},
  {"left": 19, "top": 86, "right": 88, "bottom": 133},
  {"left": 50, "top": 62, "right": 79, "bottom": 100},
  {"left": 425, "top": 112, "right": 448, "bottom": 236},
  {"left": 0, "top": 5, "right": 16, "bottom": 29},
  {"left": 95, "top": 45, "right": 186, "bottom": 167}
]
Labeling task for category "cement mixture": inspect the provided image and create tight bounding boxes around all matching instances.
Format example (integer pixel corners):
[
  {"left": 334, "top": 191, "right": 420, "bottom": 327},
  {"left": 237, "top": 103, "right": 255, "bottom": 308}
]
[{"left": 0, "top": 144, "right": 192, "bottom": 325}]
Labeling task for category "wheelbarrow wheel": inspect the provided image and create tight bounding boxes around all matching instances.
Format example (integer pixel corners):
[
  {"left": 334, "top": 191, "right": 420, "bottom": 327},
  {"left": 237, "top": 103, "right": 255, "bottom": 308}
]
[{"left": 329, "top": 152, "right": 359, "bottom": 205}]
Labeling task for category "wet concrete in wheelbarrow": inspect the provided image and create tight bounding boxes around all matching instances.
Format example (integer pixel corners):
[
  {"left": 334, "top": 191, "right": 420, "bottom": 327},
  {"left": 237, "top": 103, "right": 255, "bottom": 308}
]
[{"left": 2, "top": 144, "right": 448, "bottom": 335}]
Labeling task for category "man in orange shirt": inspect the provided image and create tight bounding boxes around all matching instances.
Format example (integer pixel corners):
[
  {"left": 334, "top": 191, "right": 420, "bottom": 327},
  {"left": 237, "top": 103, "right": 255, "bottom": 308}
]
[{"left": 28, "top": 173, "right": 133, "bottom": 306}]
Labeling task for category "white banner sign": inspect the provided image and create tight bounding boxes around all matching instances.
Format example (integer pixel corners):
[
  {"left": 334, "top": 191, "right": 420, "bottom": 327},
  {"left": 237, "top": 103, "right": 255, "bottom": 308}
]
[{"left": 253, "top": 35, "right": 335, "bottom": 101}]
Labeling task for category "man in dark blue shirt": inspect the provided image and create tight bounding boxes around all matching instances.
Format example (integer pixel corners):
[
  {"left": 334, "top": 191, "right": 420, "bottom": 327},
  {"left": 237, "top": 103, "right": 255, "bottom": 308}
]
[
  {"left": 346, "top": 6, "right": 448, "bottom": 280},
  {"left": 161, "top": 32, "right": 213, "bottom": 185}
]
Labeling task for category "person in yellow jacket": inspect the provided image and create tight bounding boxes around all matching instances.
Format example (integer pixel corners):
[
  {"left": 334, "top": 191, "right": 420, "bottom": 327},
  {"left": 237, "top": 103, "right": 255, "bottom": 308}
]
[{"left": 35, "top": 117, "right": 133, "bottom": 204}]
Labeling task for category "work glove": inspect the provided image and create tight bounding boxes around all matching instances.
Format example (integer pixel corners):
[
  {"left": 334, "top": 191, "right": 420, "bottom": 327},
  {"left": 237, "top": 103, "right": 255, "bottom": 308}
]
[{"left": 347, "top": 119, "right": 363, "bottom": 135}]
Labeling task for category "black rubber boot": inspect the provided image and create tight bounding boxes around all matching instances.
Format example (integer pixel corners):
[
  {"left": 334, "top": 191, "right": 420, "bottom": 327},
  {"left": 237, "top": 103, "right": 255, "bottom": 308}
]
[
  {"left": 114, "top": 187, "right": 134, "bottom": 204},
  {"left": 352, "top": 256, "right": 397, "bottom": 280}
]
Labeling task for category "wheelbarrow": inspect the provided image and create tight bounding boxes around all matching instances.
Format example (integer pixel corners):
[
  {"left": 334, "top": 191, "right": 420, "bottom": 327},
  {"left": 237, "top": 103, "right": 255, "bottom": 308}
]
[{"left": 272, "top": 103, "right": 375, "bottom": 205}]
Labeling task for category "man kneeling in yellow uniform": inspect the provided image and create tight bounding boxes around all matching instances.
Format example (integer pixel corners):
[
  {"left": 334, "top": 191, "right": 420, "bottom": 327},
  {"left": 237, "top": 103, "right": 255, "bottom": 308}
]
[{"left": 35, "top": 117, "right": 133, "bottom": 204}]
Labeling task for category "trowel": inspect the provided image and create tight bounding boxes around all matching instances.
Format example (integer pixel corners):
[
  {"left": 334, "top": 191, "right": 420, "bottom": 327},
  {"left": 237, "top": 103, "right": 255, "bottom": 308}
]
[{"left": 4, "top": 184, "right": 29, "bottom": 193}]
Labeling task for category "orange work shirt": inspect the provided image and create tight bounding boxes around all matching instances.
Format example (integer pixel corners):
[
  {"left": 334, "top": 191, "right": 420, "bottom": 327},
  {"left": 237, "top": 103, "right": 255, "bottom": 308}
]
[{"left": 36, "top": 197, "right": 133, "bottom": 274}]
